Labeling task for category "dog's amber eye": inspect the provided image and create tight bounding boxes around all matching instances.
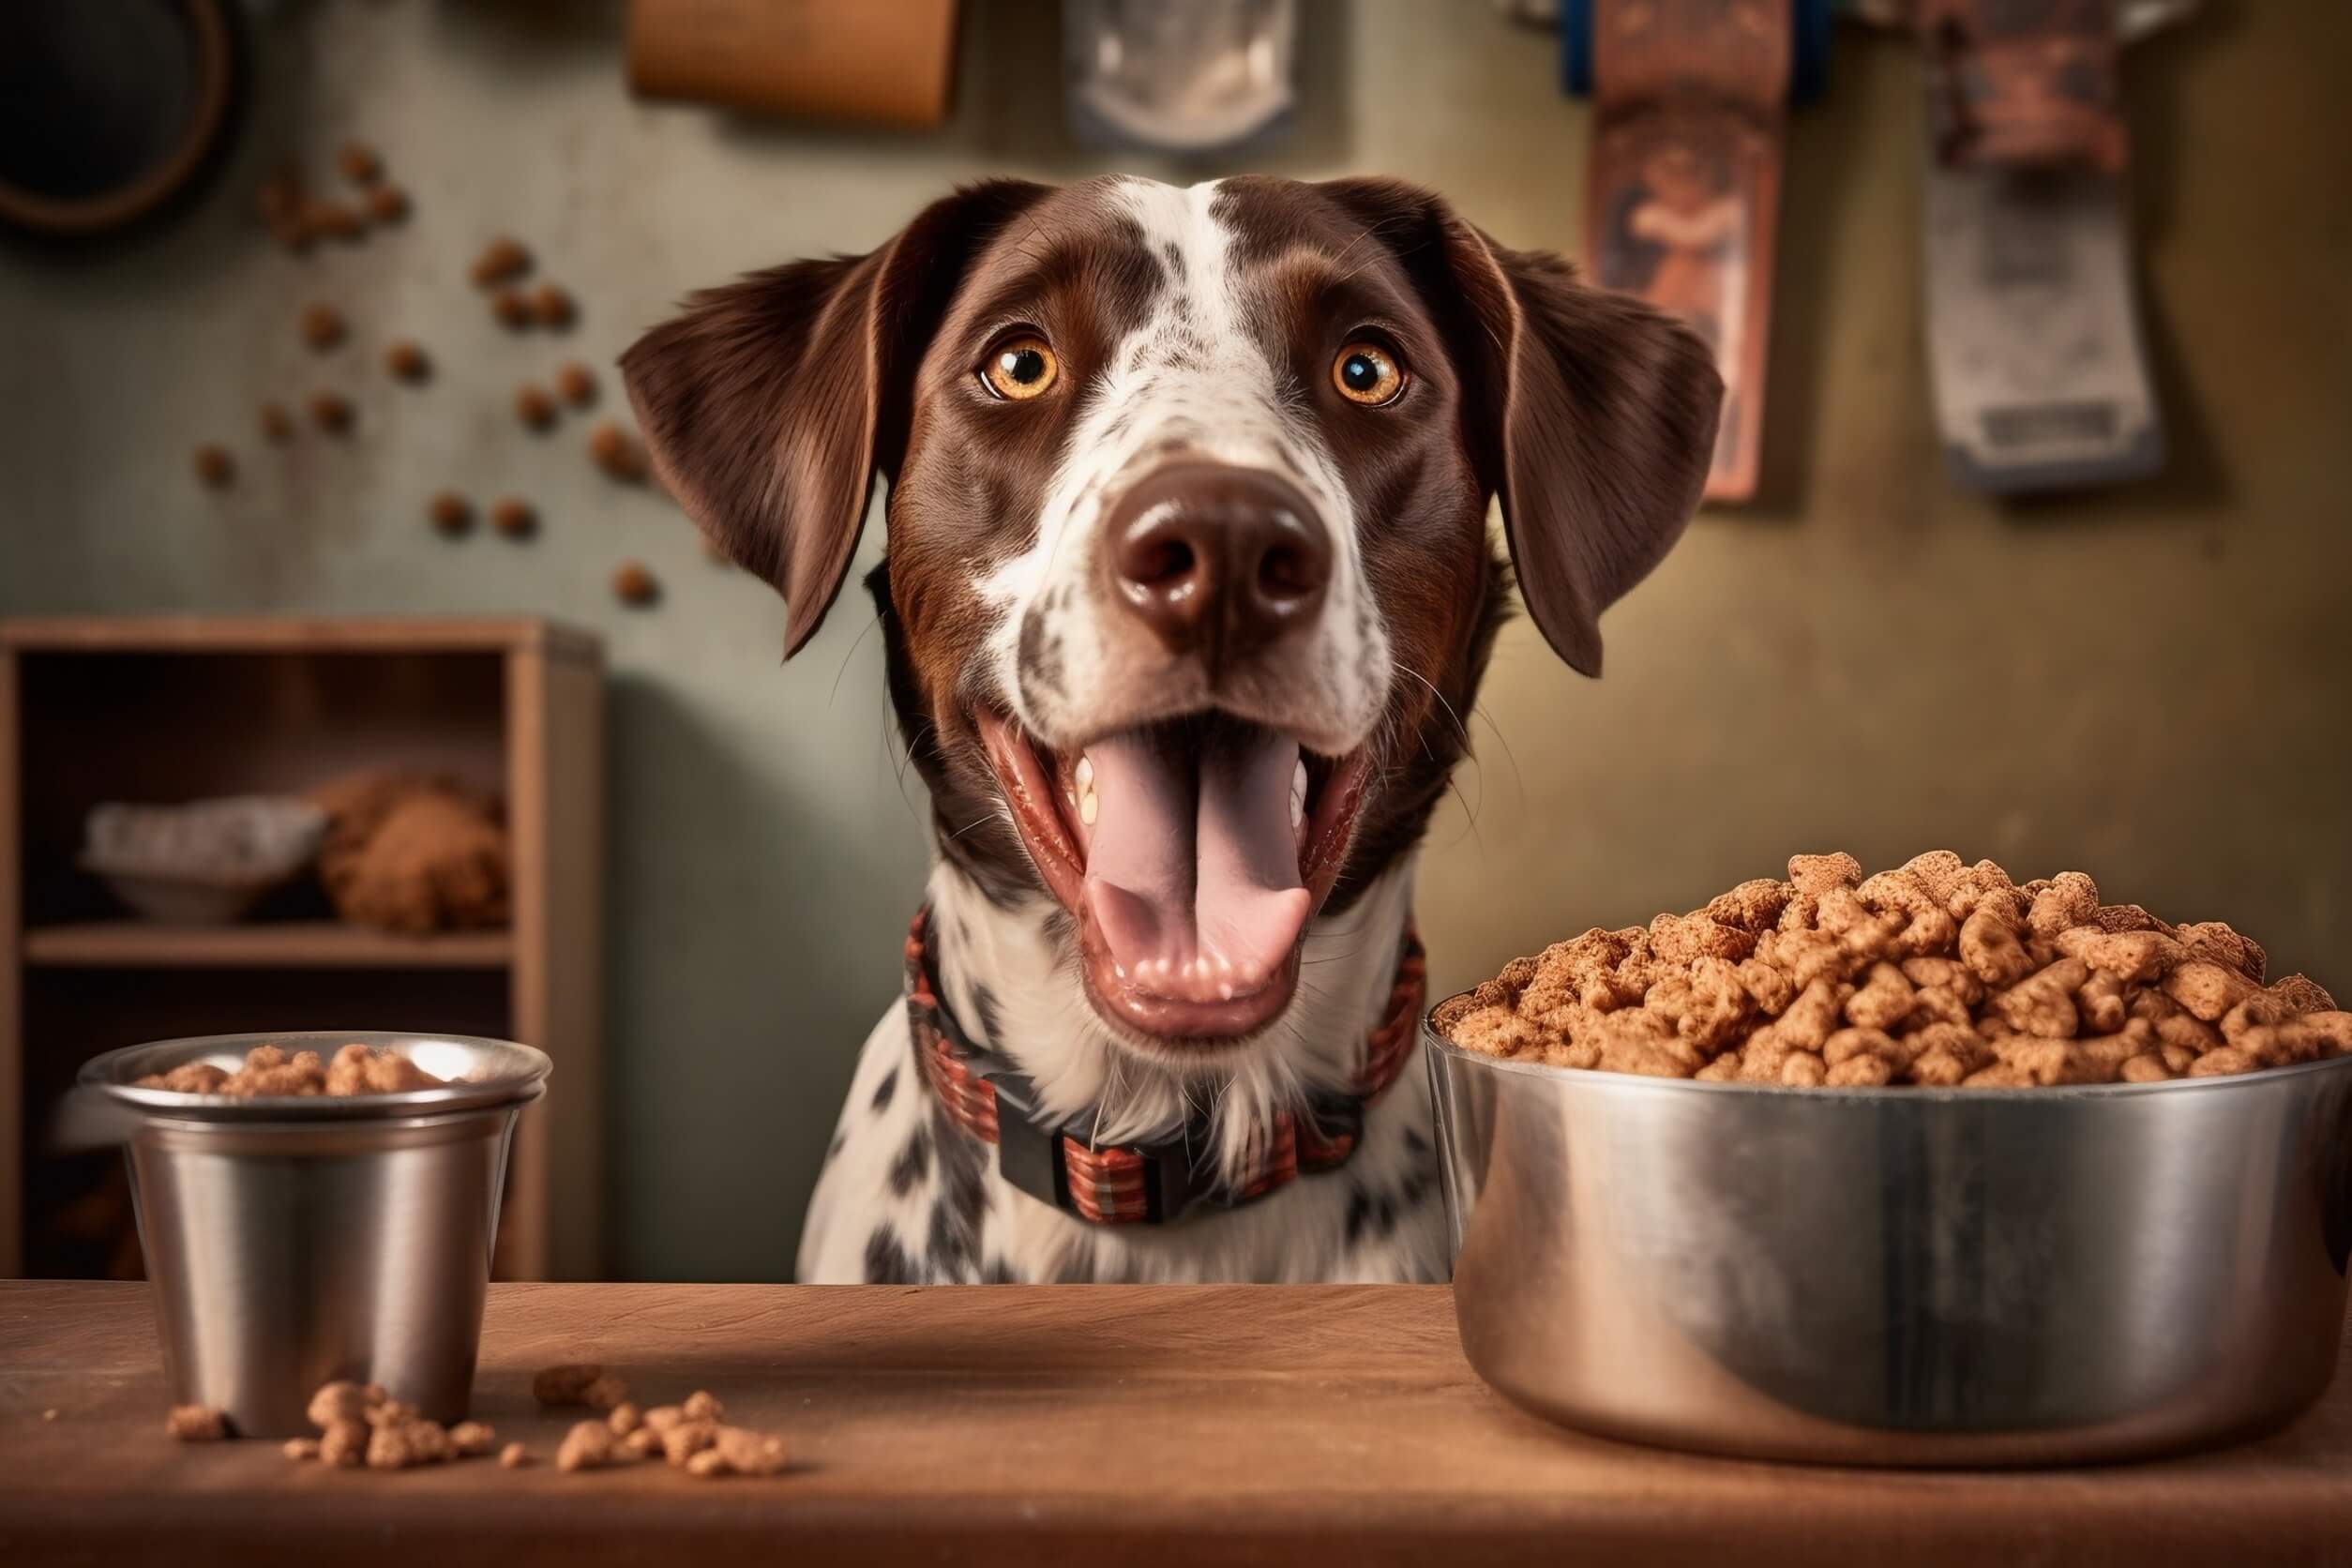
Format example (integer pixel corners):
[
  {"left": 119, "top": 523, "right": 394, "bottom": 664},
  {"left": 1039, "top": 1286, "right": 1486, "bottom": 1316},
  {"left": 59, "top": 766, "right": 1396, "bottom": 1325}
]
[
  {"left": 1332, "top": 341, "right": 1405, "bottom": 406},
  {"left": 981, "top": 336, "right": 1059, "bottom": 400}
]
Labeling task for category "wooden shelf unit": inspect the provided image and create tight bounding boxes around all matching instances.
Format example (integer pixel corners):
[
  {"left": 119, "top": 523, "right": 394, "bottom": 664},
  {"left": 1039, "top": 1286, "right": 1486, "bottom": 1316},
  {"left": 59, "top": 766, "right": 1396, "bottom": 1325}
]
[
  {"left": 0, "top": 616, "right": 604, "bottom": 1282},
  {"left": 23, "top": 920, "right": 515, "bottom": 969}
]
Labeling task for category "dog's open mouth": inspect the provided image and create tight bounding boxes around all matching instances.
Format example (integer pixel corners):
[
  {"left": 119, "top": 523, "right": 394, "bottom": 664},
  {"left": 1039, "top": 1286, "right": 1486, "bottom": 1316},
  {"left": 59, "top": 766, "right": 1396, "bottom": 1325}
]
[{"left": 976, "top": 709, "right": 1369, "bottom": 1047}]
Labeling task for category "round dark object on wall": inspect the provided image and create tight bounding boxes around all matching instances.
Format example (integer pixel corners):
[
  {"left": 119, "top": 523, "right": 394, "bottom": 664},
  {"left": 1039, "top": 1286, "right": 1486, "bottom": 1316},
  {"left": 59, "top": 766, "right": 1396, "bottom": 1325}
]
[{"left": 0, "top": 1, "right": 241, "bottom": 239}]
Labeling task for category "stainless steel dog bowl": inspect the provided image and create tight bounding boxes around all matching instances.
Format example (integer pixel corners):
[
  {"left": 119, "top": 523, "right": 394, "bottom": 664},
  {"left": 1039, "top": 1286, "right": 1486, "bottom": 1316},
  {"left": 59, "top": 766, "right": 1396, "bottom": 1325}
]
[
  {"left": 78, "top": 1032, "right": 550, "bottom": 1438},
  {"left": 1427, "top": 1019, "right": 2352, "bottom": 1465}
]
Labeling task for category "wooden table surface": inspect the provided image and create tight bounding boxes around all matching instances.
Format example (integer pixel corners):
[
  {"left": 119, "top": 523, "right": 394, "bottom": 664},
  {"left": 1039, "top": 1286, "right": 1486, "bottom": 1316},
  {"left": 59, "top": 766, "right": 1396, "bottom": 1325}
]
[{"left": 2, "top": 1282, "right": 2348, "bottom": 1567}]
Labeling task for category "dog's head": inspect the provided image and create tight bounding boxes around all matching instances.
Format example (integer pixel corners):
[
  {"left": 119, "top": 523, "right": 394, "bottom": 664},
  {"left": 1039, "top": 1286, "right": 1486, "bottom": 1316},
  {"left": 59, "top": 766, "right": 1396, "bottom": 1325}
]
[{"left": 624, "top": 175, "right": 1718, "bottom": 1062}]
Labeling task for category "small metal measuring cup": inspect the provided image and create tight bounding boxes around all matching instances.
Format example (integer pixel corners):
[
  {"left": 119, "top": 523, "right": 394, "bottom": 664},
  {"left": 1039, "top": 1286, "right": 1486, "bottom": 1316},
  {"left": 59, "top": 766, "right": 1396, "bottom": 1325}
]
[{"left": 75, "top": 1032, "right": 550, "bottom": 1438}]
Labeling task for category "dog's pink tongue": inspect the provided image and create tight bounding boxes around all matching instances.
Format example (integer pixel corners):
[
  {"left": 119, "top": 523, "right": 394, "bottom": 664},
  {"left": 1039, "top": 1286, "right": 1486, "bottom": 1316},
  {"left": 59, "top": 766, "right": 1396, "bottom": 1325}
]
[{"left": 1082, "top": 728, "right": 1310, "bottom": 1000}]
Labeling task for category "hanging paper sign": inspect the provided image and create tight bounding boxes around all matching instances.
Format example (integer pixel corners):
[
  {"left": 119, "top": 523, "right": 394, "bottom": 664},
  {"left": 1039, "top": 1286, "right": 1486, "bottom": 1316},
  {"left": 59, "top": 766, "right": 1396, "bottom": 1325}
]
[
  {"left": 1918, "top": 0, "right": 2164, "bottom": 491},
  {"left": 1585, "top": 0, "right": 1794, "bottom": 504}
]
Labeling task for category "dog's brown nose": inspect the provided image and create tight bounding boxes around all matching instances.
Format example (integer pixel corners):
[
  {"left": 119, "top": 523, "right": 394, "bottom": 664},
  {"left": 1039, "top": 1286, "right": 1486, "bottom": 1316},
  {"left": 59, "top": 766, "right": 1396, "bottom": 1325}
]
[{"left": 1104, "top": 462, "right": 1332, "bottom": 664}]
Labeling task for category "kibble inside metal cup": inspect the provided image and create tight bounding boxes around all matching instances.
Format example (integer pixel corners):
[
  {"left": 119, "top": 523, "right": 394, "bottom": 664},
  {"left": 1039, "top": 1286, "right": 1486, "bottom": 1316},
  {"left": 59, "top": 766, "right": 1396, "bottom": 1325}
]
[
  {"left": 1426, "top": 1016, "right": 2352, "bottom": 1466},
  {"left": 77, "top": 1032, "right": 550, "bottom": 1439}
]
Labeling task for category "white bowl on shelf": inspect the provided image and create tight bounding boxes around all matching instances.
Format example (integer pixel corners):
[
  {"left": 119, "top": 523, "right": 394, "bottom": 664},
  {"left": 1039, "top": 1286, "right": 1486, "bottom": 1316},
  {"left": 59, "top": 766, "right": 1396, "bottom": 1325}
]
[{"left": 79, "top": 795, "right": 327, "bottom": 924}]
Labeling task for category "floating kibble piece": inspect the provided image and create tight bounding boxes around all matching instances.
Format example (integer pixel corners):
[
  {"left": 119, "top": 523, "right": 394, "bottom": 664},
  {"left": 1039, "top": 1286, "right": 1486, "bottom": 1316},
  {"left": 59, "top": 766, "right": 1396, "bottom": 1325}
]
[
  {"left": 490, "top": 497, "right": 536, "bottom": 538},
  {"left": 428, "top": 491, "right": 474, "bottom": 537},
  {"left": 515, "top": 384, "right": 558, "bottom": 430},
  {"left": 384, "top": 339, "right": 430, "bottom": 382},
  {"left": 193, "top": 445, "right": 234, "bottom": 488},
  {"left": 471, "top": 236, "right": 533, "bottom": 288},
  {"left": 300, "top": 302, "right": 346, "bottom": 351},
  {"left": 530, "top": 282, "right": 576, "bottom": 330},
  {"left": 612, "top": 561, "right": 658, "bottom": 607},
  {"left": 308, "top": 391, "right": 355, "bottom": 433},
  {"left": 337, "top": 142, "right": 383, "bottom": 186},
  {"left": 554, "top": 362, "right": 596, "bottom": 407}
]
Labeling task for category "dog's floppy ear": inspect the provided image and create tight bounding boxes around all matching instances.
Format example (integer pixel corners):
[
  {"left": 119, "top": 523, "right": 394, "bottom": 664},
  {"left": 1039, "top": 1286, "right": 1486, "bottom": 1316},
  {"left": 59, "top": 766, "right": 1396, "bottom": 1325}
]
[
  {"left": 1318, "top": 179, "right": 1722, "bottom": 677},
  {"left": 621, "top": 180, "right": 1050, "bottom": 656}
]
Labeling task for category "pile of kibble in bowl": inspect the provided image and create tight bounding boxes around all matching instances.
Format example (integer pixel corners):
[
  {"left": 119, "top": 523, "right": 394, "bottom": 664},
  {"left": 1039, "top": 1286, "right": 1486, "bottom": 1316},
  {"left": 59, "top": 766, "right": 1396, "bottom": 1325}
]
[
  {"left": 136, "top": 1043, "right": 444, "bottom": 1096},
  {"left": 1434, "top": 852, "right": 2351, "bottom": 1087}
]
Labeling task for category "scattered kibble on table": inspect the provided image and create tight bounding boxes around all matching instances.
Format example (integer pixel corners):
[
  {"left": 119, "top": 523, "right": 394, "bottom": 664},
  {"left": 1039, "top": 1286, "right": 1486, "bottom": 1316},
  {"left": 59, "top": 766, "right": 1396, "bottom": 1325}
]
[
  {"left": 300, "top": 302, "right": 346, "bottom": 351},
  {"left": 258, "top": 402, "right": 294, "bottom": 444},
  {"left": 490, "top": 497, "right": 536, "bottom": 538},
  {"left": 515, "top": 384, "right": 558, "bottom": 430},
  {"left": 491, "top": 288, "right": 534, "bottom": 329},
  {"left": 554, "top": 361, "right": 596, "bottom": 407},
  {"left": 384, "top": 339, "right": 430, "bottom": 382},
  {"left": 192, "top": 445, "right": 234, "bottom": 488},
  {"left": 308, "top": 391, "right": 355, "bottom": 433},
  {"left": 612, "top": 561, "right": 659, "bottom": 607},
  {"left": 428, "top": 491, "right": 474, "bottom": 537}
]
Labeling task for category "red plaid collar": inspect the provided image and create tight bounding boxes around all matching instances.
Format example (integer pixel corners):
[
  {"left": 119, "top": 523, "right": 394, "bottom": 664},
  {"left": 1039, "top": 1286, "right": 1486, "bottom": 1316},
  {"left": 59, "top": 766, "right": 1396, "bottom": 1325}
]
[{"left": 906, "top": 906, "right": 1425, "bottom": 1226}]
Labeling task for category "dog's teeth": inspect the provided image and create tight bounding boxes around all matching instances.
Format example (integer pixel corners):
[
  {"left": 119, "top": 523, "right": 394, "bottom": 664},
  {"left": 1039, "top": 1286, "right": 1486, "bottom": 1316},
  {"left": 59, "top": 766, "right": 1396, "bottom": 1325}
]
[
  {"left": 1290, "top": 760, "right": 1307, "bottom": 831},
  {"left": 1217, "top": 981, "right": 1235, "bottom": 1001},
  {"left": 1075, "top": 754, "right": 1093, "bottom": 788}
]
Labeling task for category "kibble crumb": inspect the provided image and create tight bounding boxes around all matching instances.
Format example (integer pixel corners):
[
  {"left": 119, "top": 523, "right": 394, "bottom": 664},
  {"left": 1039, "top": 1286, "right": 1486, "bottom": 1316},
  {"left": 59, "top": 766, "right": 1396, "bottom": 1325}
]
[
  {"left": 535, "top": 1364, "right": 629, "bottom": 1411},
  {"left": 283, "top": 1438, "right": 321, "bottom": 1462},
  {"left": 515, "top": 384, "right": 558, "bottom": 430},
  {"left": 166, "top": 1405, "right": 229, "bottom": 1441},
  {"left": 531, "top": 282, "right": 577, "bottom": 329},
  {"left": 193, "top": 445, "right": 234, "bottom": 489},
  {"left": 384, "top": 339, "right": 430, "bottom": 383},
  {"left": 587, "top": 420, "right": 647, "bottom": 481},
  {"left": 490, "top": 497, "right": 536, "bottom": 539},
  {"left": 308, "top": 391, "right": 355, "bottom": 434},
  {"left": 306, "top": 199, "right": 365, "bottom": 243},
  {"left": 337, "top": 142, "right": 383, "bottom": 187},
  {"left": 499, "top": 1441, "right": 531, "bottom": 1469},
  {"left": 557, "top": 1419, "right": 617, "bottom": 1472},
  {"left": 367, "top": 185, "right": 410, "bottom": 225},
  {"left": 428, "top": 491, "right": 474, "bottom": 538},
  {"left": 471, "top": 236, "right": 533, "bottom": 288},
  {"left": 448, "top": 1421, "right": 496, "bottom": 1457},
  {"left": 612, "top": 561, "right": 659, "bottom": 608},
  {"left": 320, "top": 1418, "right": 369, "bottom": 1467},
  {"left": 491, "top": 287, "right": 534, "bottom": 329},
  {"left": 259, "top": 402, "right": 294, "bottom": 444},
  {"left": 300, "top": 302, "right": 346, "bottom": 350},
  {"left": 554, "top": 362, "right": 596, "bottom": 407},
  {"left": 307, "top": 1380, "right": 383, "bottom": 1428},
  {"left": 42, "top": 1409, "right": 59, "bottom": 1423}
]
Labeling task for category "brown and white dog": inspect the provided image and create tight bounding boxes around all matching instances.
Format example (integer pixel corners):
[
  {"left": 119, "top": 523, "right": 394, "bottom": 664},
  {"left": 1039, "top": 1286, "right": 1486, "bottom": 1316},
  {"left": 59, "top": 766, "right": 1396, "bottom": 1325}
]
[{"left": 622, "top": 175, "right": 1719, "bottom": 1284}]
